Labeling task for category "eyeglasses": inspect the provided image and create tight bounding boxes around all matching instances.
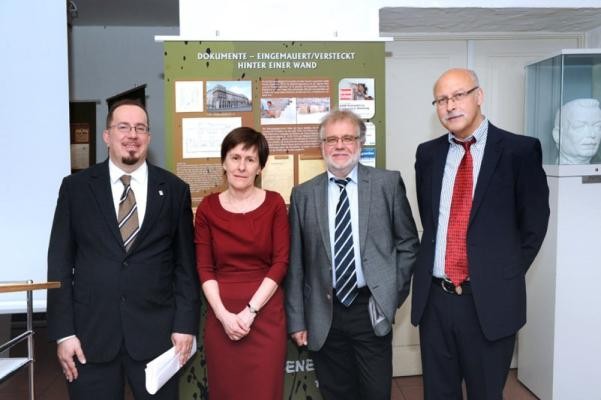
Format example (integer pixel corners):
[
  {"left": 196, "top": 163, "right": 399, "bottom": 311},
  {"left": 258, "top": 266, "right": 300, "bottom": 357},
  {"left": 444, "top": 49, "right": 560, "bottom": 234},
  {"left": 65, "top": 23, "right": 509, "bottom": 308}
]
[
  {"left": 322, "top": 135, "right": 360, "bottom": 146},
  {"left": 110, "top": 123, "right": 150, "bottom": 135},
  {"left": 432, "top": 86, "right": 479, "bottom": 107}
]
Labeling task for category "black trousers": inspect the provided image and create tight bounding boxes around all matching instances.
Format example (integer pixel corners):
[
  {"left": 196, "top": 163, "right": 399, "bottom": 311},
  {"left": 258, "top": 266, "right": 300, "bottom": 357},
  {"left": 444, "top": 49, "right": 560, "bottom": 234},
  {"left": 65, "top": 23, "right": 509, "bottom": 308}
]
[
  {"left": 67, "top": 343, "right": 178, "bottom": 400},
  {"left": 419, "top": 282, "right": 515, "bottom": 400},
  {"left": 311, "top": 288, "right": 392, "bottom": 400}
]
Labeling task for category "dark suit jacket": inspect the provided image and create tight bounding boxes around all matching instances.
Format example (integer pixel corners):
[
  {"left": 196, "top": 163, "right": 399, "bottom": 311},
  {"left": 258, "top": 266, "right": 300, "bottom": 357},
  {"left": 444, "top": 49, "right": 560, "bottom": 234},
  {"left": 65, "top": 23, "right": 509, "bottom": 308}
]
[
  {"left": 285, "top": 164, "right": 419, "bottom": 351},
  {"left": 411, "top": 123, "right": 549, "bottom": 341},
  {"left": 47, "top": 160, "right": 200, "bottom": 362}
]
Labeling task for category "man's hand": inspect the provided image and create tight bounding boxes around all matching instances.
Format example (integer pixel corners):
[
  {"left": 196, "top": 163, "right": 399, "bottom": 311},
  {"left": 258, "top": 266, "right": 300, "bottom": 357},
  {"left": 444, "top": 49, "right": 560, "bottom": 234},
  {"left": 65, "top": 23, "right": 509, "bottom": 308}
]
[
  {"left": 171, "top": 333, "right": 195, "bottom": 367},
  {"left": 57, "top": 336, "right": 86, "bottom": 382},
  {"left": 290, "top": 330, "right": 308, "bottom": 347}
]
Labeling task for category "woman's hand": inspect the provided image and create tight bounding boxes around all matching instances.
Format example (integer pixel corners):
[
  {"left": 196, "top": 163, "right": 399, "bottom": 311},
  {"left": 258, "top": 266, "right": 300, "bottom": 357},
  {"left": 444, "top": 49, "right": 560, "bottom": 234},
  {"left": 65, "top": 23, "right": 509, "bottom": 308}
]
[
  {"left": 236, "top": 306, "right": 257, "bottom": 331},
  {"left": 217, "top": 310, "right": 250, "bottom": 341}
]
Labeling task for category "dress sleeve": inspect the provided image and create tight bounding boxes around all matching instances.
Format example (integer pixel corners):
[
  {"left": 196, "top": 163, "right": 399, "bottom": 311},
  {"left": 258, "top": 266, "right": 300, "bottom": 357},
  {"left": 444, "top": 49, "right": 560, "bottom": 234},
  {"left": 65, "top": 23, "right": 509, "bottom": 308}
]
[
  {"left": 265, "top": 194, "right": 290, "bottom": 285},
  {"left": 194, "top": 199, "right": 217, "bottom": 283}
]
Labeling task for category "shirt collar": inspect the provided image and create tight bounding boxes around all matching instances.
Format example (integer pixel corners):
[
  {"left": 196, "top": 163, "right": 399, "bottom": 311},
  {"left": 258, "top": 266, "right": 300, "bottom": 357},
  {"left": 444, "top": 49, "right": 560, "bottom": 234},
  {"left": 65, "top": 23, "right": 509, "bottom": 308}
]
[
  {"left": 447, "top": 117, "right": 488, "bottom": 144},
  {"left": 108, "top": 159, "right": 148, "bottom": 185},
  {"left": 327, "top": 164, "right": 358, "bottom": 184}
]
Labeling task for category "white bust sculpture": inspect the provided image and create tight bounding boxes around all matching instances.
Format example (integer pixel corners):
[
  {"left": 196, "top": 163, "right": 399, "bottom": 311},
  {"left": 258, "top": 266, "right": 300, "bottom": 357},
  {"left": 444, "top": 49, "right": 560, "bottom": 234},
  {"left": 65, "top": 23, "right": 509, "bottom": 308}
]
[{"left": 552, "top": 98, "right": 601, "bottom": 164}]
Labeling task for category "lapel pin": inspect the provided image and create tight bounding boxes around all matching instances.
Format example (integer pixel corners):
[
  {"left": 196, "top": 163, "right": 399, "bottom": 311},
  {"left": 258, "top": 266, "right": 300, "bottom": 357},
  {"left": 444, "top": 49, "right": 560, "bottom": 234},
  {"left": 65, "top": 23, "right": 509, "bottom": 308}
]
[{"left": 159, "top": 190, "right": 164, "bottom": 196}]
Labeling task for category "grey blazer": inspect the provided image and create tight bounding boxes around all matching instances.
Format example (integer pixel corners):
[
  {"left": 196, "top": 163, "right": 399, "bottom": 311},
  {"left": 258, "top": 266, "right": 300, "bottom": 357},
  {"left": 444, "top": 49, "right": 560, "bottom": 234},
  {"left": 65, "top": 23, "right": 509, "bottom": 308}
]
[{"left": 285, "top": 163, "right": 419, "bottom": 351}]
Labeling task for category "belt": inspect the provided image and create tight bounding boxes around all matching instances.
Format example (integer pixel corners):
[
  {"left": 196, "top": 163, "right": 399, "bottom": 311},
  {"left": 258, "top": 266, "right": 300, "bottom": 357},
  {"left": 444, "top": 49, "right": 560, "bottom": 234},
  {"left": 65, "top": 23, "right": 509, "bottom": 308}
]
[{"left": 432, "top": 277, "right": 472, "bottom": 295}]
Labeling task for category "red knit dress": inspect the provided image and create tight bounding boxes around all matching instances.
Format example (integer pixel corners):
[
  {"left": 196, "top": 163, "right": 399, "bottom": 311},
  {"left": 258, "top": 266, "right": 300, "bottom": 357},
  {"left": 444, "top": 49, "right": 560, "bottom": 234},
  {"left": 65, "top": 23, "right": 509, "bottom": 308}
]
[{"left": 194, "top": 190, "right": 289, "bottom": 399}]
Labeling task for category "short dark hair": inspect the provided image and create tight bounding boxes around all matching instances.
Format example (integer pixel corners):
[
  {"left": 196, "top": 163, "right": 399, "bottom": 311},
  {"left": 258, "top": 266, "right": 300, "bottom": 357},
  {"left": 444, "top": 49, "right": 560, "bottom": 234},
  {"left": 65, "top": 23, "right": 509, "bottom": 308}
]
[
  {"left": 221, "top": 127, "right": 269, "bottom": 168},
  {"left": 106, "top": 99, "right": 149, "bottom": 129}
]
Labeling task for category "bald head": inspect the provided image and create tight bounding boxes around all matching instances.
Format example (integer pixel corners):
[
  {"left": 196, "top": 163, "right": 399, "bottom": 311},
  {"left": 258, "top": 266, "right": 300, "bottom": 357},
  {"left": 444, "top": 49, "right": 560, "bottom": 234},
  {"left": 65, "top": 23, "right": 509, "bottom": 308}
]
[
  {"left": 433, "top": 68, "right": 479, "bottom": 96},
  {"left": 432, "top": 68, "right": 484, "bottom": 139}
]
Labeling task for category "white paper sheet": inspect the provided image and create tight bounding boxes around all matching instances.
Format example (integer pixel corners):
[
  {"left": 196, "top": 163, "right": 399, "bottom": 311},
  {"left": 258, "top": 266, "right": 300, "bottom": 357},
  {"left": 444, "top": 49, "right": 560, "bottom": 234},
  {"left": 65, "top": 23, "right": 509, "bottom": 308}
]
[
  {"left": 145, "top": 338, "right": 197, "bottom": 395},
  {"left": 175, "top": 81, "right": 204, "bottom": 113},
  {"left": 182, "top": 117, "right": 241, "bottom": 158}
]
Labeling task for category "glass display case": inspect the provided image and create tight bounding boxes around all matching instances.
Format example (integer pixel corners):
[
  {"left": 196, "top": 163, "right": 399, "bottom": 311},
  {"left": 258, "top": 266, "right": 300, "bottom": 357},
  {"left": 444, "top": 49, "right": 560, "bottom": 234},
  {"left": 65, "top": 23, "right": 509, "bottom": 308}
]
[
  {"left": 525, "top": 49, "right": 601, "bottom": 167},
  {"left": 520, "top": 49, "right": 601, "bottom": 400}
]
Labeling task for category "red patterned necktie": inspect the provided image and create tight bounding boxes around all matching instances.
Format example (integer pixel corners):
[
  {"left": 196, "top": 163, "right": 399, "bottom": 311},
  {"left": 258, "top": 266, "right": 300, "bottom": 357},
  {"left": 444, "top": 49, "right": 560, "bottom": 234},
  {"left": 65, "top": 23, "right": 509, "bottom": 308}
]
[{"left": 445, "top": 138, "right": 476, "bottom": 286}]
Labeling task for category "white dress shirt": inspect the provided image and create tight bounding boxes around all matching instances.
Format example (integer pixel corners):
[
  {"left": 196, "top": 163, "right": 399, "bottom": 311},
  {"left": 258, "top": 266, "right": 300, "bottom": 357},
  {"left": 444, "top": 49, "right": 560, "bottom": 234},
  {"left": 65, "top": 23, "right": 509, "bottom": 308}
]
[{"left": 432, "top": 118, "right": 489, "bottom": 278}]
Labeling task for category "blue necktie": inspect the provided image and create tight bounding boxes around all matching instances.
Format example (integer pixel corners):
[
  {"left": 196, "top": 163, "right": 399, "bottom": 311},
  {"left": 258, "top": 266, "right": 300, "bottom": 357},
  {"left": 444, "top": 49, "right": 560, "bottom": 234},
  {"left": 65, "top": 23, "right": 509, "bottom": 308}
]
[{"left": 332, "top": 178, "right": 358, "bottom": 307}]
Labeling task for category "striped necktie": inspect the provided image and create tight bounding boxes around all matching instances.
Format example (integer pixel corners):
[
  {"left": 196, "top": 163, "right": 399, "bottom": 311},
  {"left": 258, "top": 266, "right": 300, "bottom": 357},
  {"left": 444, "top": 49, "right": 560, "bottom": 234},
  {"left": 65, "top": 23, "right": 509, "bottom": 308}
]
[
  {"left": 332, "top": 177, "right": 358, "bottom": 307},
  {"left": 118, "top": 175, "right": 139, "bottom": 252}
]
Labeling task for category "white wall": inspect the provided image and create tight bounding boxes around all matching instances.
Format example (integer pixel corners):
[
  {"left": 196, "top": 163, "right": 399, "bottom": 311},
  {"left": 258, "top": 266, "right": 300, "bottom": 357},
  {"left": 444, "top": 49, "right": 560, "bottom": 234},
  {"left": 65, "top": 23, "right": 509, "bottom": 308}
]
[
  {"left": 176, "top": 0, "right": 380, "bottom": 40},
  {"left": 177, "top": 0, "right": 601, "bottom": 41},
  {"left": 70, "top": 26, "right": 178, "bottom": 167},
  {"left": 0, "top": 0, "right": 70, "bottom": 312},
  {"left": 585, "top": 25, "right": 601, "bottom": 47}
]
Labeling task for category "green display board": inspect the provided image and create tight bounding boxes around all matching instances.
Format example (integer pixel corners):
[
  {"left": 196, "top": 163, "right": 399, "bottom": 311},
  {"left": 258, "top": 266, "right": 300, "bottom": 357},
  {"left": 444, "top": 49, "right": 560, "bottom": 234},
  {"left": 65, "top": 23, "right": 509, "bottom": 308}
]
[
  {"left": 163, "top": 41, "right": 385, "bottom": 399},
  {"left": 164, "top": 41, "right": 385, "bottom": 207}
]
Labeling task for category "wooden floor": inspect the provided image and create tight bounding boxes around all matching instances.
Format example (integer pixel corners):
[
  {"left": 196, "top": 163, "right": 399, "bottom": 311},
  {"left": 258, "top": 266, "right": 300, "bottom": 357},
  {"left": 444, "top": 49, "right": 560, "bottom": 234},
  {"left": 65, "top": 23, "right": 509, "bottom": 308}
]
[
  {"left": 0, "top": 326, "right": 539, "bottom": 400},
  {"left": 391, "top": 370, "right": 539, "bottom": 400}
]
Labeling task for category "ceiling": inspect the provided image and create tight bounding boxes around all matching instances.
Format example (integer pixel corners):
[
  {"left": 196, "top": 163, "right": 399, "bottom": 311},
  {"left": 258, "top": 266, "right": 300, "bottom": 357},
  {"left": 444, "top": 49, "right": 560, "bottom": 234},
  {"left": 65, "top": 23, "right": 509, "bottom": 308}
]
[
  {"left": 67, "top": 0, "right": 179, "bottom": 26},
  {"left": 380, "top": 8, "right": 601, "bottom": 34},
  {"left": 67, "top": 1, "right": 601, "bottom": 35}
]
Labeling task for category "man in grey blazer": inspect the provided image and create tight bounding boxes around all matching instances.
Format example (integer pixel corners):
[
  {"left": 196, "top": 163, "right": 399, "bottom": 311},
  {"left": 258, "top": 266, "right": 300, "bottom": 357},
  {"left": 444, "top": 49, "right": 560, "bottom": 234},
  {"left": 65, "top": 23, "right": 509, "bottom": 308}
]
[{"left": 285, "top": 110, "right": 419, "bottom": 399}]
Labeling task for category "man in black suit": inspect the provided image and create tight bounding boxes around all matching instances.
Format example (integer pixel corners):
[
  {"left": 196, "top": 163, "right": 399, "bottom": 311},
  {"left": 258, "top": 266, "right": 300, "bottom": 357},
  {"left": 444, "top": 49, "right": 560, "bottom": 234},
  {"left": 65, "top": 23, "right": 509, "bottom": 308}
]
[
  {"left": 412, "top": 68, "right": 550, "bottom": 399},
  {"left": 47, "top": 100, "right": 200, "bottom": 399}
]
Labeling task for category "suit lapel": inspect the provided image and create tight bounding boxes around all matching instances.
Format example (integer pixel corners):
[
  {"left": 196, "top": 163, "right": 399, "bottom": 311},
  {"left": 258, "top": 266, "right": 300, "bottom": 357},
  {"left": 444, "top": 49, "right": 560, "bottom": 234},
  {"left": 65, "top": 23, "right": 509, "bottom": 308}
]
[
  {"left": 313, "top": 173, "right": 332, "bottom": 264},
  {"left": 470, "top": 124, "right": 503, "bottom": 224},
  {"left": 89, "top": 161, "right": 123, "bottom": 246},
  {"left": 431, "top": 137, "right": 449, "bottom": 229},
  {"left": 129, "top": 164, "right": 166, "bottom": 253},
  {"left": 357, "top": 164, "right": 371, "bottom": 253}
]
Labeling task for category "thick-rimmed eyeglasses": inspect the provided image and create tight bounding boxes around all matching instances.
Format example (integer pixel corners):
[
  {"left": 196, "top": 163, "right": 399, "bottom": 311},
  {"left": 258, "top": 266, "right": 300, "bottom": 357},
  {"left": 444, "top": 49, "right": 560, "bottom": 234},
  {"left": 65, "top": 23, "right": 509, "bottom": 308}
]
[
  {"left": 110, "top": 123, "right": 149, "bottom": 135},
  {"left": 322, "top": 135, "right": 360, "bottom": 146},
  {"left": 432, "top": 86, "right": 479, "bottom": 107}
]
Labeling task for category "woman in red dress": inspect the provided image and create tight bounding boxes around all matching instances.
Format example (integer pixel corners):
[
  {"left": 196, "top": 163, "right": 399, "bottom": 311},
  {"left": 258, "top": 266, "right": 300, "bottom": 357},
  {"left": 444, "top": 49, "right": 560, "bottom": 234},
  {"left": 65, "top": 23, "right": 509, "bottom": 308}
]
[{"left": 194, "top": 127, "right": 289, "bottom": 399}]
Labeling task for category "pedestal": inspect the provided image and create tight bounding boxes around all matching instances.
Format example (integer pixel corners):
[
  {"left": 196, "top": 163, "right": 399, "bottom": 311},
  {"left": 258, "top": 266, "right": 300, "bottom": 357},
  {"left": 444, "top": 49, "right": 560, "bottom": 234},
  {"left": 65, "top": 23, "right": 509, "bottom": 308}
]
[{"left": 518, "top": 165, "right": 601, "bottom": 399}]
